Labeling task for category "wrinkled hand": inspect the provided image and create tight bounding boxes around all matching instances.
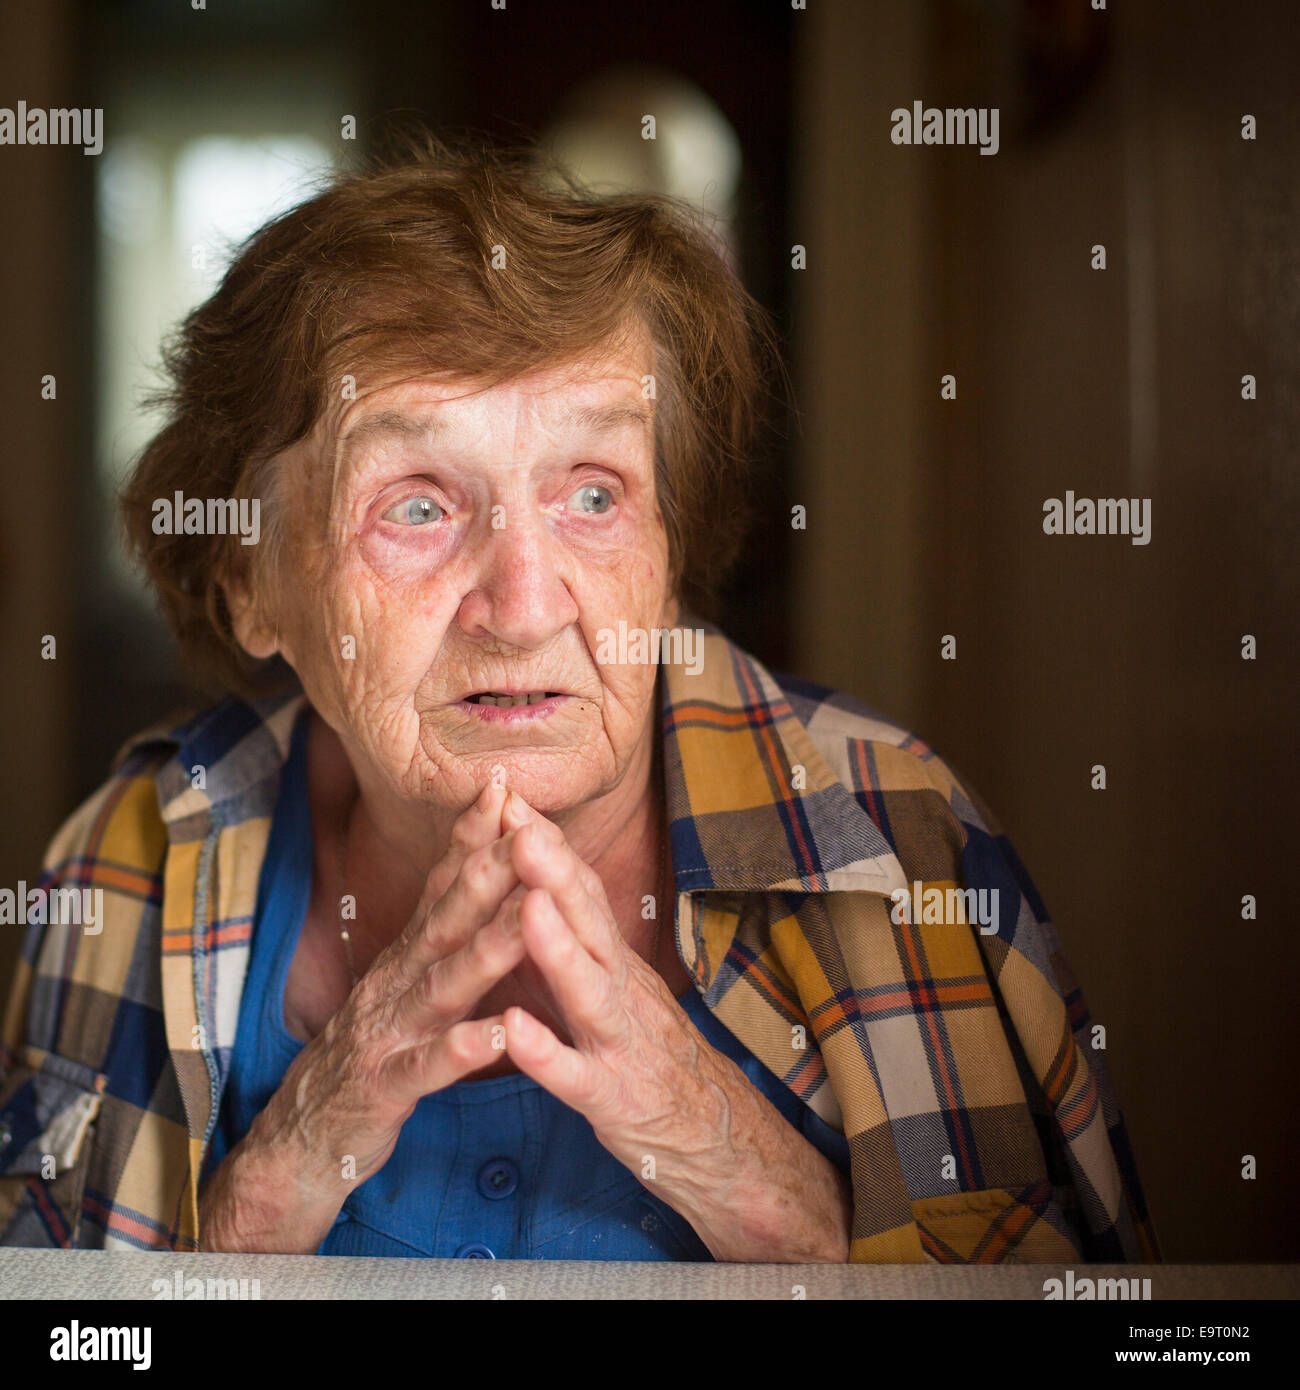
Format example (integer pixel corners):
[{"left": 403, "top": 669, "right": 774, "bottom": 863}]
[
  {"left": 200, "top": 782, "right": 529, "bottom": 1253},
  {"left": 496, "top": 792, "right": 852, "bottom": 1263}
]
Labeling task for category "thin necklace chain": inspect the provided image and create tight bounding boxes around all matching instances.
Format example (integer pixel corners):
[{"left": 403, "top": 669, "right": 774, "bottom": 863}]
[{"left": 336, "top": 794, "right": 360, "bottom": 990}]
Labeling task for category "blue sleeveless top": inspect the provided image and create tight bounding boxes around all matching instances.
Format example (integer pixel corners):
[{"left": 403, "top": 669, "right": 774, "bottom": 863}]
[{"left": 206, "top": 710, "right": 850, "bottom": 1259}]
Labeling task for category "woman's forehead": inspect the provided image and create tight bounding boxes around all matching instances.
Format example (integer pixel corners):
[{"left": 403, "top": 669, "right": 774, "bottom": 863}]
[{"left": 330, "top": 351, "right": 654, "bottom": 452}]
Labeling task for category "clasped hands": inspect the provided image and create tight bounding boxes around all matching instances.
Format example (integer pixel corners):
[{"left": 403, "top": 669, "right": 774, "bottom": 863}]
[
  {"left": 212, "top": 781, "right": 851, "bottom": 1262},
  {"left": 446, "top": 782, "right": 852, "bottom": 1263}
]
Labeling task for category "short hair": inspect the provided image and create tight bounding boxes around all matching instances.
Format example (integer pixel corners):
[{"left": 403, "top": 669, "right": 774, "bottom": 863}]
[{"left": 119, "top": 129, "right": 783, "bottom": 695}]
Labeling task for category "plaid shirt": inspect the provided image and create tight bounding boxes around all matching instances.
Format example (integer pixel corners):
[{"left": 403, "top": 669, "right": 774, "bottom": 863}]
[{"left": 0, "top": 621, "right": 1159, "bottom": 1261}]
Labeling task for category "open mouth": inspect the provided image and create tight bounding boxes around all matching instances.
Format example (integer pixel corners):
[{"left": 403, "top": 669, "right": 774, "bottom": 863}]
[
  {"left": 453, "top": 690, "right": 576, "bottom": 722},
  {"left": 463, "top": 691, "right": 565, "bottom": 707}
]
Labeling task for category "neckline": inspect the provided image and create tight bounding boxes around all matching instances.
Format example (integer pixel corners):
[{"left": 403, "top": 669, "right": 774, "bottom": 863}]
[{"left": 262, "top": 705, "right": 702, "bottom": 1076}]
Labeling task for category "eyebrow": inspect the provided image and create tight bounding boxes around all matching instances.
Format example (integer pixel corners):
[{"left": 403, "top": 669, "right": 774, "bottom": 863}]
[
  {"left": 337, "top": 401, "right": 652, "bottom": 464},
  {"left": 564, "top": 402, "right": 654, "bottom": 435},
  {"left": 337, "top": 411, "right": 441, "bottom": 460}
]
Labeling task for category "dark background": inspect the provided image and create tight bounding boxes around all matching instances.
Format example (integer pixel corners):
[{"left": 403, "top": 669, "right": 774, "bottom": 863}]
[{"left": 0, "top": 0, "right": 1296, "bottom": 1262}]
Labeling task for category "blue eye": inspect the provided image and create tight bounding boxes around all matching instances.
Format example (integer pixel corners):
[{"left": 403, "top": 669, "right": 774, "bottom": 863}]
[
  {"left": 382, "top": 497, "right": 443, "bottom": 525},
  {"left": 569, "top": 484, "right": 613, "bottom": 514}
]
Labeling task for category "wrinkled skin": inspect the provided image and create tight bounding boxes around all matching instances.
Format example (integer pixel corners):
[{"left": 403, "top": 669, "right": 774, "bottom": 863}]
[
  {"left": 234, "top": 328, "right": 675, "bottom": 851},
  {"left": 211, "top": 328, "right": 851, "bottom": 1262}
]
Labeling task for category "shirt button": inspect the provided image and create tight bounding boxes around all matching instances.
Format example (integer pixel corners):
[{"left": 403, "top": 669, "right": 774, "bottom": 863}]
[
  {"left": 476, "top": 1157, "right": 519, "bottom": 1200},
  {"left": 454, "top": 1242, "right": 495, "bottom": 1259}
]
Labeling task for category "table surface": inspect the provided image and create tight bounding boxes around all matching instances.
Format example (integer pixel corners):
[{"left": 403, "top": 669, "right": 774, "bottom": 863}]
[{"left": 1, "top": 1250, "right": 1296, "bottom": 1299}]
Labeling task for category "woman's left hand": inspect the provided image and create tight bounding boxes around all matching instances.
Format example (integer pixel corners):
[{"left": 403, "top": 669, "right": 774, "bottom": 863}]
[{"left": 497, "top": 793, "right": 852, "bottom": 1263}]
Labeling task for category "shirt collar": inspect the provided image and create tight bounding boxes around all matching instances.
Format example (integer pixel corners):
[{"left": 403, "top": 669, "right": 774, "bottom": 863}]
[
  {"left": 118, "top": 687, "right": 306, "bottom": 839},
  {"left": 122, "top": 621, "right": 901, "bottom": 895},
  {"left": 661, "top": 616, "right": 902, "bottom": 896}
]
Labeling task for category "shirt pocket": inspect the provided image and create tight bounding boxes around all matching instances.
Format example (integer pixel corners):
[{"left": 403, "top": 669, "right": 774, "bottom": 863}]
[
  {"left": 0, "top": 1046, "right": 107, "bottom": 1247},
  {"left": 911, "top": 1186, "right": 1083, "bottom": 1263},
  {"left": 529, "top": 1171, "right": 711, "bottom": 1262}
]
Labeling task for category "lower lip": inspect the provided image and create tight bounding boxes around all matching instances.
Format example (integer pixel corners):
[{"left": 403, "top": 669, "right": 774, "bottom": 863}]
[{"left": 454, "top": 695, "right": 573, "bottom": 723}]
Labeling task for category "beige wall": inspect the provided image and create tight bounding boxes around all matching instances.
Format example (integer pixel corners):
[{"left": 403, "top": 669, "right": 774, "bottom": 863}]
[
  {"left": 791, "top": 0, "right": 931, "bottom": 723},
  {"left": 792, "top": 1, "right": 1299, "bottom": 1261}
]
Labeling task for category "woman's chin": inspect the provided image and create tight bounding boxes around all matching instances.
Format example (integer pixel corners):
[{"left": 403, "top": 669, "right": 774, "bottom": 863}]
[{"left": 414, "top": 753, "right": 612, "bottom": 820}]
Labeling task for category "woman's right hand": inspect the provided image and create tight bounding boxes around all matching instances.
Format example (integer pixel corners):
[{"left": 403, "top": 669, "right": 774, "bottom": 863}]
[{"left": 198, "top": 782, "right": 527, "bottom": 1253}]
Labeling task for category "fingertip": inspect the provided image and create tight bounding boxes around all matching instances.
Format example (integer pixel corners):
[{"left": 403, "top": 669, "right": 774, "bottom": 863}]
[
  {"left": 508, "top": 817, "right": 540, "bottom": 863},
  {"left": 507, "top": 1006, "right": 541, "bottom": 1045},
  {"left": 501, "top": 790, "right": 526, "bottom": 829},
  {"left": 499, "top": 894, "right": 524, "bottom": 936},
  {"left": 513, "top": 884, "right": 541, "bottom": 933}
]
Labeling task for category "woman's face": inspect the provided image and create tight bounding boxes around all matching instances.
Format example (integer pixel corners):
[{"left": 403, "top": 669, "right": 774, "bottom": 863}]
[{"left": 239, "top": 330, "right": 678, "bottom": 820}]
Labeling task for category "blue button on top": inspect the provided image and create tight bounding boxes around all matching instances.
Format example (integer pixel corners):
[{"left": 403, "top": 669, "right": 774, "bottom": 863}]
[
  {"left": 476, "top": 1157, "right": 519, "bottom": 1200},
  {"left": 454, "top": 1242, "right": 495, "bottom": 1259}
]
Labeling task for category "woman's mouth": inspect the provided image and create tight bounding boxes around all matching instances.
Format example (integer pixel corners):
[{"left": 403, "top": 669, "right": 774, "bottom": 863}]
[{"left": 456, "top": 691, "right": 572, "bottom": 721}]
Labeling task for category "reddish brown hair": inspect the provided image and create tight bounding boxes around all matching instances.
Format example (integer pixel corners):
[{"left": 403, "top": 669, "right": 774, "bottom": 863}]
[{"left": 120, "top": 129, "right": 782, "bottom": 695}]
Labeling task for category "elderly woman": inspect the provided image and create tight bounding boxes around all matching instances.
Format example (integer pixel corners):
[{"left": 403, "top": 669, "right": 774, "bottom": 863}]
[{"left": 0, "top": 138, "right": 1156, "bottom": 1264}]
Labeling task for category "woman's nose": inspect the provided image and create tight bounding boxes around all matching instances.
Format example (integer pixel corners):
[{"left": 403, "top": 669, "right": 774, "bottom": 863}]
[{"left": 454, "top": 512, "right": 579, "bottom": 650}]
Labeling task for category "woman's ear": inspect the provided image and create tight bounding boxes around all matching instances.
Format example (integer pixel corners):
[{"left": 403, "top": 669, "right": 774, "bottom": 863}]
[{"left": 222, "top": 553, "right": 278, "bottom": 660}]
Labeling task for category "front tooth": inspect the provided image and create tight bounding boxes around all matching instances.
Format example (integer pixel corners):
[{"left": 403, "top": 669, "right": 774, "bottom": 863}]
[
  {"left": 507, "top": 694, "right": 528, "bottom": 706},
  {"left": 527, "top": 692, "right": 545, "bottom": 705}
]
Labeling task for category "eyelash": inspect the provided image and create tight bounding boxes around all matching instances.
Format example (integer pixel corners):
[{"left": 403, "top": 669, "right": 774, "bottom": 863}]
[
  {"left": 374, "top": 472, "right": 622, "bottom": 527},
  {"left": 564, "top": 475, "right": 621, "bottom": 511},
  {"left": 373, "top": 478, "right": 448, "bottom": 527}
]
